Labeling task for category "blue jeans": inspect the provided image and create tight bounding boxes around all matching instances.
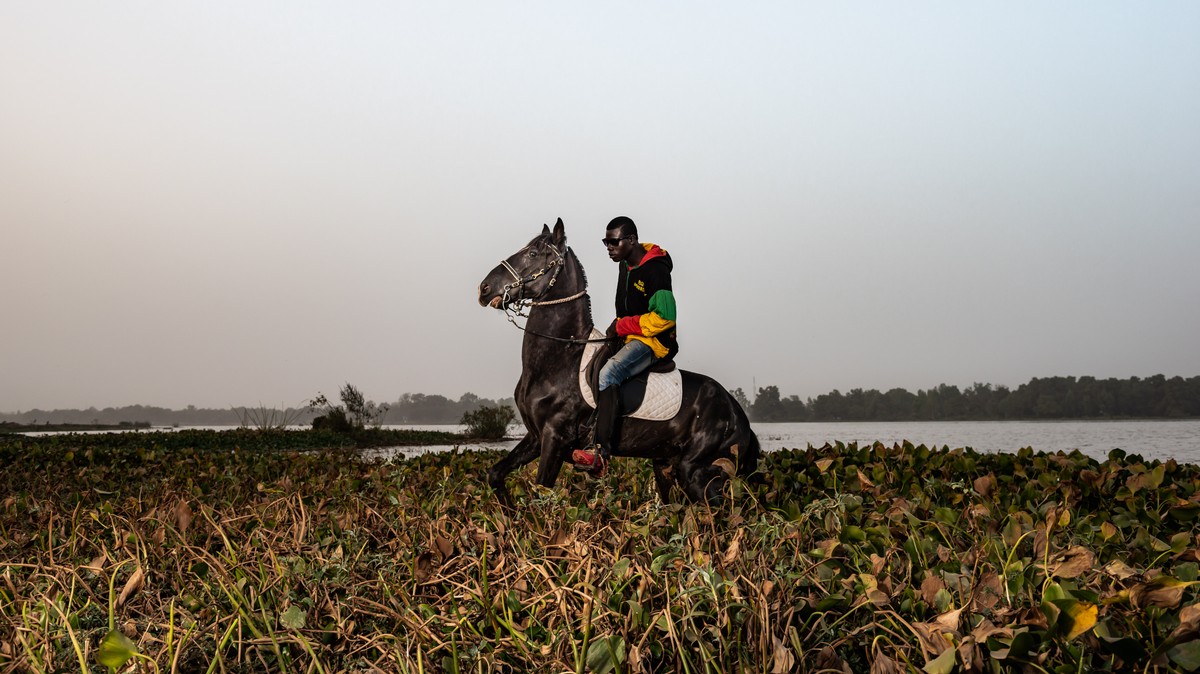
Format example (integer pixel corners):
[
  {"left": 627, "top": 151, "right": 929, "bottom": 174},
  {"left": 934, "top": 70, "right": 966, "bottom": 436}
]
[{"left": 599, "top": 340, "right": 656, "bottom": 391}]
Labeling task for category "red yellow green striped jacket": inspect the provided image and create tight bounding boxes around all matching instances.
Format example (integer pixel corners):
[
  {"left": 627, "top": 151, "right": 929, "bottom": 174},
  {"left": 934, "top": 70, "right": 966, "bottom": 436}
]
[{"left": 614, "top": 243, "right": 677, "bottom": 360}]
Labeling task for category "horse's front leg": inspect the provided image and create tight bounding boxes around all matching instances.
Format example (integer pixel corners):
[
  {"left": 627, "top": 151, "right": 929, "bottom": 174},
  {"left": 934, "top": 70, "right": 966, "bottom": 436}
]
[
  {"left": 534, "top": 428, "right": 572, "bottom": 488},
  {"left": 488, "top": 432, "right": 539, "bottom": 506}
]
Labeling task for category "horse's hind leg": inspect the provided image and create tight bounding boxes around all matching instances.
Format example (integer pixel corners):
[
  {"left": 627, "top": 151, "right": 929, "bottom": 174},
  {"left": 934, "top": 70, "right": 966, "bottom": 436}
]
[
  {"left": 652, "top": 458, "right": 677, "bottom": 503},
  {"left": 678, "top": 458, "right": 727, "bottom": 506}
]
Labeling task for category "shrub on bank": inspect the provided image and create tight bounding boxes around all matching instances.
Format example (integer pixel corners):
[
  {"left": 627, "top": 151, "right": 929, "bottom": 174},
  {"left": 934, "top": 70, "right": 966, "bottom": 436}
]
[{"left": 461, "top": 404, "right": 516, "bottom": 439}]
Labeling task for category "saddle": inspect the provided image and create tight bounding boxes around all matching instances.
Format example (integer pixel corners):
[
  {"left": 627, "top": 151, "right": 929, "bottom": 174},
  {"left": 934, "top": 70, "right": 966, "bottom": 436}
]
[{"left": 579, "top": 329, "right": 683, "bottom": 421}]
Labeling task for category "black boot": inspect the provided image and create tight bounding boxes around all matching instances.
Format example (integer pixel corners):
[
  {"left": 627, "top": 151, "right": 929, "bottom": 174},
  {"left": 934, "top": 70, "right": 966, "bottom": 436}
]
[{"left": 593, "top": 386, "right": 621, "bottom": 468}]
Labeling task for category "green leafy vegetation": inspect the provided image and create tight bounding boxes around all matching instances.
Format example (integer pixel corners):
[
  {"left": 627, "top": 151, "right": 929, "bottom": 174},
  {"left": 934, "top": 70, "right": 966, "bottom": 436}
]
[
  {"left": 1, "top": 431, "right": 1197, "bottom": 672},
  {"left": 460, "top": 405, "right": 517, "bottom": 440}
]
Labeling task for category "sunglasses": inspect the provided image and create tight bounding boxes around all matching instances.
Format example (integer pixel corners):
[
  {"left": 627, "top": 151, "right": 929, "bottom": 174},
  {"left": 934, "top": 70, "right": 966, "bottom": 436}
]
[{"left": 601, "top": 236, "right": 630, "bottom": 247}]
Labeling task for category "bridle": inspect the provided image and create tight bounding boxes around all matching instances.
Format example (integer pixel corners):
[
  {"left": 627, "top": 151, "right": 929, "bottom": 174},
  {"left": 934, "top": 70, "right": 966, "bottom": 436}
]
[
  {"left": 497, "top": 241, "right": 610, "bottom": 345},
  {"left": 498, "top": 240, "right": 576, "bottom": 308}
]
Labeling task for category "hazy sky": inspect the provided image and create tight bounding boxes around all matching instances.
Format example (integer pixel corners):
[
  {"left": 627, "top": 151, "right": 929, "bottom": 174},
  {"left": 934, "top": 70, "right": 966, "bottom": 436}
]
[{"left": 3, "top": 3, "right": 1198, "bottom": 411}]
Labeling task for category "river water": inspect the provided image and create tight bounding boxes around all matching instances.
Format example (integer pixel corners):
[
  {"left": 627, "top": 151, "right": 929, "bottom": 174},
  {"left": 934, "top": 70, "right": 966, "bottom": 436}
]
[
  {"left": 378, "top": 420, "right": 1200, "bottom": 465},
  {"left": 17, "top": 420, "right": 1200, "bottom": 464}
]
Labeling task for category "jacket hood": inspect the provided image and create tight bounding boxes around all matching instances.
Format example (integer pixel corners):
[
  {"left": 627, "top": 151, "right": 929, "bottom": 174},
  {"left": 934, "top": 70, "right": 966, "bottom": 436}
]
[{"left": 632, "top": 243, "right": 671, "bottom": 270}]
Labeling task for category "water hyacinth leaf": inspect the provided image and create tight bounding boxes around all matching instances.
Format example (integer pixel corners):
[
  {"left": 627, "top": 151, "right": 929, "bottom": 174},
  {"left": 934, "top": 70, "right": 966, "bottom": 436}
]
[
  {"left": 1131, "top": 576, "right": 1199, "bottom": 609},
  {"left": 1001, "top": 518, "right": 1024, "bottom": 548},
  {"left": 175, "top": 499, "right": 193, "bottom": 534},
  {"left": 1043, "top": 582, "right": 1067, "bottom": 603},
  {"left": 771, "top": 636, "right": 795, "bottom": 674},
  {"left": 1170, "top": 501, "right": 1200, "bottom": 522},
  {"left": 871, "top": 652, "right": 905, "bottom": 674},
  {"left": 650, "top": 552, "right": 681, "bottom": 573},
  {"left": 96, "top": 629, "right": 138, "bottom": 671},
  {"left": 933, "top": 588, "right": 954, "bottom": 613},
  {"left": 713, "top": 457, "right": 735, "bottom": 476},
  {"left": 1052, "top": 599, "right": 1098, "bottom": 640},
  {"left": 1177, "top": 564, "right": 1200, "bottom": 585},
  {"left": 585, "top": 636, "right": 625, "bottom": 674},
  {"left": 842, "top": 525, "right": 867, "bottom": 542},
  {"left": 921, "top": 575, "right": 946, "bottom": 605},
  {"left": 280, "top": 605, "right": 306, "bottom": 630},
  {"left": 1041, "top": 599, "right": 1061, "bottom": 627},
  {"left": 1172, "top": 532, "right": 1192, "bottom": 553},
  {"left": 611, "top": 557, "right": 630, "bottom": 578},
  {"left": 84, "top": 551, "right": 107, "bottom": 574},
  {"left": 933, "top": 507, "right": 957, "bottom": 525},
  {"left": 1104, "top": 559, "right": 1138, "bottom": 580},
  {"left": 1013, "top": 630, "right": 1045, "bottom": 658},
  {"left": 1168, "top": 640, "right": 1200, "bottom": 672},
  {"left": 816, "top": 594, "right": 848, "bottom": 611},
  {"left": 922, "top": 646, "right": 955, "bottom": 674},
  {"left": 117, "top": 566, "right": 144, "bottom": 607},
  {"left": 972, "top": 474, "right": 995, "bottom": 498},
  {"left": 1174, "top": 604, "right": 1200, "bottom": 639},
  {"left": 1092, "top": 621, "right": 1146, "bottom": 662},
  {"left": 1050, "top": 546, "right": 1094, "bottom": 578}
]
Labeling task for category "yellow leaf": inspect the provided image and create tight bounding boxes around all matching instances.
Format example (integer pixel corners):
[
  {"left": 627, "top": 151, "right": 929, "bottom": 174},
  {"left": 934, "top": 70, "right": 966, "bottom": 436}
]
[
  {"left": 816, "top": 459, "right": 833, "bottom": 474},
  {"left": 1064, "top": 601, "right": 1098, "bottom": 640}
]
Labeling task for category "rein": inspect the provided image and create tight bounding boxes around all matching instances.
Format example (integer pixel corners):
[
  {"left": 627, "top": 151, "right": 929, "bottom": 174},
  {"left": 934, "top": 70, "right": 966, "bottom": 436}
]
[{"left": 498, "top": 244, "right": 614, "bottom": 345}]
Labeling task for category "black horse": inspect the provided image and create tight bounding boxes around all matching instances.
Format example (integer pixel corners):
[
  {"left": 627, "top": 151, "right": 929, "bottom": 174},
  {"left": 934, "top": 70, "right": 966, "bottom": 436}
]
[{"left": 477, "top": 218, "right": 759, "bottom": 504}]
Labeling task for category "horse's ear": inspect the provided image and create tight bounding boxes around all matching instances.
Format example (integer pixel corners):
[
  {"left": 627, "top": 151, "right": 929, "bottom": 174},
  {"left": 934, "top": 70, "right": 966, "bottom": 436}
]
[
  {"left": 552, "top": 217, "right": 565, "bottom": 244},
  {"left": 541, "top": 223, "right": 551, "bottom": 236}
]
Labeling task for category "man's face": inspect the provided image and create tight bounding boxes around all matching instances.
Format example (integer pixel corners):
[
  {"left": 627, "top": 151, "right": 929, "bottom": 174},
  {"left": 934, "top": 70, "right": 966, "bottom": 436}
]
[{"left": 603, "top": 228, "right": 636, "bottom": 262}]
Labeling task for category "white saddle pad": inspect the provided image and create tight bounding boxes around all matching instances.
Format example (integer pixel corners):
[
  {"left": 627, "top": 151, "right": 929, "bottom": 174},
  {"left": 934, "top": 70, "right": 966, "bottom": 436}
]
[{"left": 578, "top": 329, "right": 683, "bottom": 421}]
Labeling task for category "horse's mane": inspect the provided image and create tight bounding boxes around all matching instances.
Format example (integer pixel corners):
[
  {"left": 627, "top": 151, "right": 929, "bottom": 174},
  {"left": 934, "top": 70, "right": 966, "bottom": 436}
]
[{"left": 526, "top": 232, "right": 594, "bottom": 329}]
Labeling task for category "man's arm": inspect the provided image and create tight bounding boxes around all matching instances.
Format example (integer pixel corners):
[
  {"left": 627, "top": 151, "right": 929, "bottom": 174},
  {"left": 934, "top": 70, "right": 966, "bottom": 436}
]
[{"left": 615, "top": 265, "right": 675, "bottom": 338}]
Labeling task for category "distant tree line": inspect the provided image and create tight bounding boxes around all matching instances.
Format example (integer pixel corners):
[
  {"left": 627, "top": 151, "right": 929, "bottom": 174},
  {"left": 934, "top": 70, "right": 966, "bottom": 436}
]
[
  {"left": 8, "top": 375, "right": 1197, "bottom": 427},
  {"left": 735, "top": 375, "right": 1200, "bottom": 422},
  {"left": 0, "top": 393, "right": 517, "bottom": 427}
]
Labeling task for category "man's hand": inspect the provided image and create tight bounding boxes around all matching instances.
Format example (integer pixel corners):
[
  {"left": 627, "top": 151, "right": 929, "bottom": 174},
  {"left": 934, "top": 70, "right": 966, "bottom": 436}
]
[{"left": 604, "top": 318, "right": 619, "bottom": 341}]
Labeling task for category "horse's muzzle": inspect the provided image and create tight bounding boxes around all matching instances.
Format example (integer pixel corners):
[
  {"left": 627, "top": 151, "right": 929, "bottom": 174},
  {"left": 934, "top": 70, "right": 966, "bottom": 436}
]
[{"left": 479, "top": 280, "right": 505, "bottom": 309}]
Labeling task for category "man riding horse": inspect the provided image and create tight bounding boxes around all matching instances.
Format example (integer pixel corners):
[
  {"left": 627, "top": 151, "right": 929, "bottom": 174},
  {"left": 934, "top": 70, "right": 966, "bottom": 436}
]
[
  {"left": 573, "top": 216, "right": 678, "bottom": 475},
  {"left": 477, "top": 218, "right": 757, "bottom": 504}
]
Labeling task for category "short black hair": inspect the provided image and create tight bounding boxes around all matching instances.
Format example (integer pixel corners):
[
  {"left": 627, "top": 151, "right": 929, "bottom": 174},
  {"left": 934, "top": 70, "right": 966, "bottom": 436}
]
[{"left": 606, "top": 216, "right": 638, "bottom": 239}]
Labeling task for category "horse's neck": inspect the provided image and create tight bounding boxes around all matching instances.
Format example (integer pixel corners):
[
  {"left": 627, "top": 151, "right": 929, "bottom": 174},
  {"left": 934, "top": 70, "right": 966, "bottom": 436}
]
[{"left": 520, "top": 254, "right": 593, "bottom": 363}]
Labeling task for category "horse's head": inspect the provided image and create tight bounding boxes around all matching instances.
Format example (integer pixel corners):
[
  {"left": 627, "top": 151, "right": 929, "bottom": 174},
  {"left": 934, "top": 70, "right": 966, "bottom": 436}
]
[{"left": 478, "top": 218, "right": 569, "bottom": 310}]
